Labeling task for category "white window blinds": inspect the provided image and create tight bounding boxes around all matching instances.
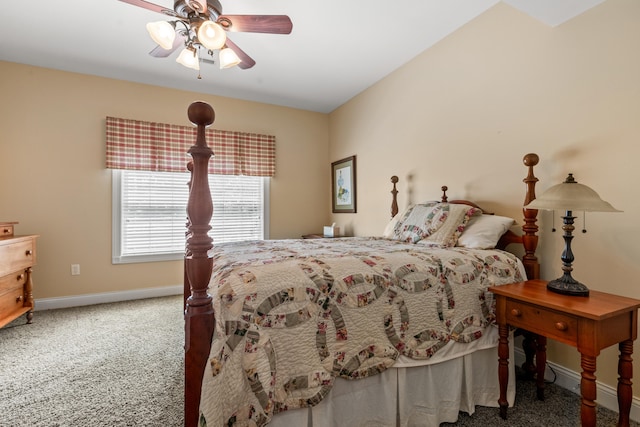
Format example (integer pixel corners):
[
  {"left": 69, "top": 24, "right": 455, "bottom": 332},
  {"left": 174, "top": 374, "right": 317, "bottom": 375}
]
[{"left": 112, "top": 170, "right": 266, "bottom": 264}]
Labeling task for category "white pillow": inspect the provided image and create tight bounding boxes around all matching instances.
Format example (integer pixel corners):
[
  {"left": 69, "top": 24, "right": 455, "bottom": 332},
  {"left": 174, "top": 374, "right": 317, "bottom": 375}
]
[
  {"left": 382, "top": 205, "right": 413, "bottom": 238},
  {"left": 456, "top": 214, "right": 515, "bottom": 249},
  {"left": 383, "top": 214, "right": 401, "bottom": 238}
]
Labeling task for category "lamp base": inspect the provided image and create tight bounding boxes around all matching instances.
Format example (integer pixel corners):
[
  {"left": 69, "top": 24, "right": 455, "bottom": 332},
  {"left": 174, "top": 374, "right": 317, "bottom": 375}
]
[{"left": 547, "top": 276, "right": 590, "bottom": 297}]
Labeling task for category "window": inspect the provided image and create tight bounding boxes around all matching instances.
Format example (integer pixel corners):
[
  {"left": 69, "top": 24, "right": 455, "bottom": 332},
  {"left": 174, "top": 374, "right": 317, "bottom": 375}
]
[{"left": 112, "top": 170, "right": 269, "bottom": 264}]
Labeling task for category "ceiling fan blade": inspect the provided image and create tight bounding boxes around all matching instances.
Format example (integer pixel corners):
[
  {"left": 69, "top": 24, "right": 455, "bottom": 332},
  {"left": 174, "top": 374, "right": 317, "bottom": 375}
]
[
  {"left": 217, "top": 15, "right": 293, "bottom": 34},
  {"left": 225, "top": 38, "right": 256, "bottom": 69},
  {"left": 117, "top": 0, "right": 177, "bottom": 17},
  {"left": 149, "top": 32, "right": 186, "bottom": 58}
]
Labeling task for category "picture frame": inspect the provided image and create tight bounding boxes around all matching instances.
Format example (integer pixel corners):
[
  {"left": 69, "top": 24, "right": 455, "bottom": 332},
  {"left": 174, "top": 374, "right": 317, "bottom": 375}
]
[{"left": 331, "top": 155, "right": 357, "bottom": 213}]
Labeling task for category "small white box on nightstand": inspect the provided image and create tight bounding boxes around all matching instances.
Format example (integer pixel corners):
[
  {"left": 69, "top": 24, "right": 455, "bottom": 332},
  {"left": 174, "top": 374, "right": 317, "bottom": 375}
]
[{"left": 323, "top": 224, "right": 340, "bottom": 237}]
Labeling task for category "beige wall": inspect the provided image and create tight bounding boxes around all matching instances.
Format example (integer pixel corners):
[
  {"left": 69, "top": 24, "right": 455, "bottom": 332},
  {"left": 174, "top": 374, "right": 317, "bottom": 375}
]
[
  {"left": 2, "top": 0, "right": 639, "bottom": 406},
  {"left": 0, "top": 61, "right": 330, "bottom": 299},
  {"left": 329, "top": 0, "right": 640, "bottom": 399}
]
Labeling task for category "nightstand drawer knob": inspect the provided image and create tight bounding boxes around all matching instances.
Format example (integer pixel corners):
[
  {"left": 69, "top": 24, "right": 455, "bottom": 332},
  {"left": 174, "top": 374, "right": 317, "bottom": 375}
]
[
  {"left": 16, "top": 295, "right": 23, "bottom": 303},
  {"left": 555, "top": 322, "right": 568, "bottom": 331},
  {"left": 510, "top": 308, "right": 522, "bottom": 317},
  {"left": 25, "top": 250, "right": 33, "bottom": 256},
  {"left": 17, "top": 274, "right": 24, "bottom": 281}
]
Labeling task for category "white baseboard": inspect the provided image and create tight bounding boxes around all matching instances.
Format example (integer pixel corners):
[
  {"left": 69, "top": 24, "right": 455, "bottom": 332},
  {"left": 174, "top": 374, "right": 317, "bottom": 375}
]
[
  {"left": 514, "top": 347, "right": 640, "bottom": 422},
  {"left": 34, "top": 285, "right": 183, "bottom": 311}
]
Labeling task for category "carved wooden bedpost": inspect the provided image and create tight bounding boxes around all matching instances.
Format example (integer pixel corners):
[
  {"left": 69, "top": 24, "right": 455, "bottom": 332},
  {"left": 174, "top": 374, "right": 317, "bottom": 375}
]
[
  {"left": 440, "top": 186, "right": 449, "bottom": 203},
  {"left": 520, "top": 153, "right": 541, "bottom": 381},
  {"left": 522, "top": 153, "right": 540, "bottom": 281},
  {"left": 184, "top": 102, "right": 215, "bottom": 427},
  {"left": 390, "top": 176, "right": 399, "bottom": 218},
  {"left": 184, "top": 161, "right": 194, "bottom": 311}
]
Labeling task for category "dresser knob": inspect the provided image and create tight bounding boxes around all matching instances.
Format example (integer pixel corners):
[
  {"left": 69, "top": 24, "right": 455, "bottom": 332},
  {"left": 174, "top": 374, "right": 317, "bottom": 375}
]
[
  {"left": 25, "top": 250, "right": 33, "bottom": 256},
  {"left": 555, "top": 322, "right": 568, "bottom": 331},
  {"left": 16, "top": 295, "right": 23, "bottom": 303},
  {"left": 510, "top": 308, "right": 522, "bottom": 317}
]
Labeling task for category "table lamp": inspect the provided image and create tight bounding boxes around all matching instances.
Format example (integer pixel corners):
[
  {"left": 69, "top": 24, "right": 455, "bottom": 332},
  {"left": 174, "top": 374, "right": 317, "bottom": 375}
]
[{"left": 525, "top": 173, "right": 621, "bottom": 296}]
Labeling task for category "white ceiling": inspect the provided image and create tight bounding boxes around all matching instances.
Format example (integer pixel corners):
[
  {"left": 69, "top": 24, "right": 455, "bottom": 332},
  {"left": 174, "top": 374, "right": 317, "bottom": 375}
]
[{"left": 0, "top": 0, "right": 604, "bottom": 113}]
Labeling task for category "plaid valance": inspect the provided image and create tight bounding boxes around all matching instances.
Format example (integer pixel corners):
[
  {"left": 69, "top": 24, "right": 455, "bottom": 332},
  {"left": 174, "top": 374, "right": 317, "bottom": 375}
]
[{"left": 105, "top": 116, "right": 275, "bottom": 177}]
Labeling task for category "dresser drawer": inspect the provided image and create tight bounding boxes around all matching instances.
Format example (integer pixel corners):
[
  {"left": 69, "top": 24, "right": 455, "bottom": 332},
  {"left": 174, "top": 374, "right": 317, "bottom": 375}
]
[
  {"left": 506, "top": 300, "right": 578, "bottom": 344},
  {"left": 0, "top": 272, "right": 27, "bottom": 314},
  {"left": 1, "top": 225, "right": 14, "bottom": 237},
  {"left": 0, "top": 238, "right": 36, "bottom": 273},
  {"left": 0, "top": 270, "right": 27, "bottom": 294}
]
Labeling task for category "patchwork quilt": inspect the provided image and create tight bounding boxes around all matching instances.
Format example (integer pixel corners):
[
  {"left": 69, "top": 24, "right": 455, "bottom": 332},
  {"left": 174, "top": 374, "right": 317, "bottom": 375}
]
[{"left": 198, "top": 237, "right": 526, "bottom": 426}]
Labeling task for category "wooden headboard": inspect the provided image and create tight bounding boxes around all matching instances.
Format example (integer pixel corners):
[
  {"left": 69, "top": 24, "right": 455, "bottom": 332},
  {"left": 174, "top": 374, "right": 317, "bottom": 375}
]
[{"left": 388, "top": 153, "right": 540, "bottom": 280}]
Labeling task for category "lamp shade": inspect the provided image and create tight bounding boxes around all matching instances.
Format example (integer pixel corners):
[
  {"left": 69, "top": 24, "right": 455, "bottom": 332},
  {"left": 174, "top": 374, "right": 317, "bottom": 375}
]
[
  {"left": 176, "top": 48, "right": 200, "bottom": 70},
  {"left": 525, "top": 174, "right": 621, "bottom": 213},
  {"left": 146, "top": 21, "right": 176, "bottom": 50},
  {"left": 197, "top": 20, "right": 226, "bottom": 50},
  {"left": 219, "top": 47, "right": 241, "bottom": 69}
]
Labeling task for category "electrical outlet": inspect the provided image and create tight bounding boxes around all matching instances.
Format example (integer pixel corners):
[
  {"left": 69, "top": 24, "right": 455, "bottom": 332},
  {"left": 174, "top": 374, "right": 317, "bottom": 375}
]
[{"left": 71, "top": 264, "right": 80, "bottom": 276}]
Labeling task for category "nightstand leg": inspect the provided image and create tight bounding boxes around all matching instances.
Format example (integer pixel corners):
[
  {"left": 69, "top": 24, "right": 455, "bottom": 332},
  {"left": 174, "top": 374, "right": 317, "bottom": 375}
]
[
  {"left": 521, "top": 331, "right": 537, "bottom": 379},
  {"left": 535, "top": 334, "right": 546, "bottom": 400},
  {"left": 617, "top": 340, "right": 633, "bottom": 427},
  {"left": 498, "top": 323, "right": 510, "bottom": 419},
  {"left": 580, "top": 353, "right": 597, "bottom": 427}
]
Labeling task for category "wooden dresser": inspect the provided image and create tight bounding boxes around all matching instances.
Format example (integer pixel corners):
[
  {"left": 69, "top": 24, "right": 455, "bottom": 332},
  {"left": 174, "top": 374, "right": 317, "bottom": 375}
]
[{"left": 0, "top": 222, "right": 38, "bottom": 328}]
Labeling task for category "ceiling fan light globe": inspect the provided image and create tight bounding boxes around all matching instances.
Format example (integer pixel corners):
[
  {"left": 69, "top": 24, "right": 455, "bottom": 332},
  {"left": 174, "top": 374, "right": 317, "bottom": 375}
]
[
  {"left": 176, "top": 48, "right": 200, "bottom": 70},
  {"left": 146, "top": 21, "right": 176, "bottom": 50},
  {"left": 219, "top": 48, "right": 241, "bottom": 69},
  {"left": 198, "top": 21, "right": 226, "bottom": 50}
]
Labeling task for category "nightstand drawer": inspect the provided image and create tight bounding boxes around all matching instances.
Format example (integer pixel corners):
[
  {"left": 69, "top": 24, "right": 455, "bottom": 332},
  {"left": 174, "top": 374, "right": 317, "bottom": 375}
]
[{"left": 506, "top": 300, "right": 578, "bottom": 344}]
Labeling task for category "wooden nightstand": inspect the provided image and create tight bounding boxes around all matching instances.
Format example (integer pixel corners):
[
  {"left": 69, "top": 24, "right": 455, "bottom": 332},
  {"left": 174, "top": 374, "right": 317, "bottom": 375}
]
[{"left": 489, "top": 279, "right": 640, "bottom": 427}]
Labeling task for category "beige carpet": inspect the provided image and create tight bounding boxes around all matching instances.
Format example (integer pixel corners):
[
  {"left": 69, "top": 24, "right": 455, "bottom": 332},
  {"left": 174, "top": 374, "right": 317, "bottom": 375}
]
[
  {"left": 0, "top": 295, "right": 184, "bottom": 427},
  {"left": 1, "top": 295, "right": 636, "bottom": 426}
]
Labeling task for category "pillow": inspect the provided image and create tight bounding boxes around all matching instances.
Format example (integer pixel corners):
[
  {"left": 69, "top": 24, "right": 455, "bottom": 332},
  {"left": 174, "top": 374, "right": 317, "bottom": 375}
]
[
  {"left": 382, "top": 205, "right": 412, "bottom": 238},
  {"left": 392, "top": 202, "right": 480, "bottom": 245},
  {"left": 383, "top": 214, "right": 400, "bottom": 238},
  {"left": 456, "top": 214, "right": 515, "bottom": 249}
]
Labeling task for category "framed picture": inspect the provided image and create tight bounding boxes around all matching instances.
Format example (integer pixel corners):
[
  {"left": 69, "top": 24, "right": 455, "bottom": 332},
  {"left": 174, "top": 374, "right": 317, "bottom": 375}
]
[{"left": 331, "top": 155, "right": 357, "bottom": 213}]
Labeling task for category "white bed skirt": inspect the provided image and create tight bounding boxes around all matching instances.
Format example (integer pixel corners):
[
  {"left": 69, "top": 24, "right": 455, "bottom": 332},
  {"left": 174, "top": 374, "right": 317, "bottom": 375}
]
[{"left": 269, "top": 329, "right": 516, "bottom": 427}]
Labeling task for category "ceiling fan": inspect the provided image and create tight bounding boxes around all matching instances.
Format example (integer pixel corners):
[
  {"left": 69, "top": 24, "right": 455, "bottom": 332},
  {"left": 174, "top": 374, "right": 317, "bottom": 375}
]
[{"left": 118, "top": 0, "right": 293, "bottom": 72}]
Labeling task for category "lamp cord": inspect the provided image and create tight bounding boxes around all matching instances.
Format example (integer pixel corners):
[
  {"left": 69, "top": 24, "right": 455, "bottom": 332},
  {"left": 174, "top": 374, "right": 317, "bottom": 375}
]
[{"left": 545, "top": 362, "right": 557, "bottom": 384}]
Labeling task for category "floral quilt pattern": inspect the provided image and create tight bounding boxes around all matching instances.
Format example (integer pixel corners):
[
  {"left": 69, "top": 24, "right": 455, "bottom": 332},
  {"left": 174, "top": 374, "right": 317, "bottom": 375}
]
[{"left": 198, "top": 237, "right": 525, "bottom": 426}]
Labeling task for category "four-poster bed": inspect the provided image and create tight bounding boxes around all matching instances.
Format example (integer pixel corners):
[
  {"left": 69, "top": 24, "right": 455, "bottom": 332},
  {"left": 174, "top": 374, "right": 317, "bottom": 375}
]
[{"left": 183, "top": 101, "right": 541, "bottom": 427}]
